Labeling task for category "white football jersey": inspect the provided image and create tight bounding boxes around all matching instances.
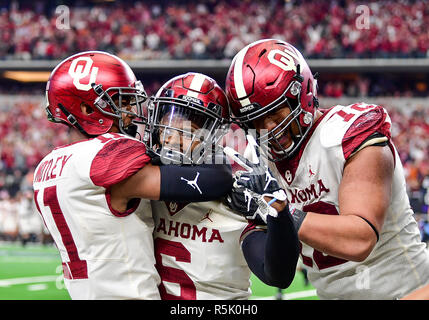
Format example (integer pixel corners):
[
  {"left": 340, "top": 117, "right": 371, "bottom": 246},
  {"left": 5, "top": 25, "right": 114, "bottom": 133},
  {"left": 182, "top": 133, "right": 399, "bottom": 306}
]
[
  {"left": 1, "top": 199, "right": 18, "bottom": 233},
  {"left": 152, "top": 199, "right": 251, "bottom": 300},
  {"left": 33, "top": 133, "right": 160, "bottom": 300},
  {"left": 18, "top": 196, "right": 43, "bottom": 235},
  {"left": 274, "top": 103, "right": 429, "bottom": 299}
]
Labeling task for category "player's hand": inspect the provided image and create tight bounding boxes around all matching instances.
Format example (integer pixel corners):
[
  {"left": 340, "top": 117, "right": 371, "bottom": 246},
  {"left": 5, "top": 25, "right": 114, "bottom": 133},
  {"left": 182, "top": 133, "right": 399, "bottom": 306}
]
[
  {"left": 226, "top": 185, "right": 307, "bottom": 230},
  {"left": 224, "top": 134, "right": 286, "bottom": 201},
  {"left": 225, "top": 186, "right": 279, "bottom": 223},
  {"left": 223, "top": 135, "right": 287, "bottom": 223}
]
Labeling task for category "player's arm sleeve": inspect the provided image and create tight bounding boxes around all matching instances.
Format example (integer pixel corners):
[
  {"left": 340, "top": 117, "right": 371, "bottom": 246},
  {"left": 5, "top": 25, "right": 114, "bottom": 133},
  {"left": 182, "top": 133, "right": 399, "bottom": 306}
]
[
  {"left": 159, "top": 163, "right": 233, "bottom": 202},
  {"left": 342, "top": 106, "right": 392, "bottom": 160},
  {"left": 241, "top": 206, "right": 300, "bottom": 289},
  {"left": 90, "top": 138, "right": 151, "bottom": 188}
]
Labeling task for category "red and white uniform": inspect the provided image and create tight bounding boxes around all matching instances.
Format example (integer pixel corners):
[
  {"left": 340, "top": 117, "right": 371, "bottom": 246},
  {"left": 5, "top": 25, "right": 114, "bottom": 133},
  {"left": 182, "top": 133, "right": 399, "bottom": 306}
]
[
  {"left": 152, "top": 200, "right": 251, "bottom": 300},
  {"left": 0, "top": 199, "right": 18, "bottom": 235},
  {"left": 274, "top": 103, "right": 429, "bottom": 299},
  {"left": 18, "top": 196, "right": 43, "bottom": 235},
  {"left": 33, "top": 133, "right": 160, "bottom": 300}
]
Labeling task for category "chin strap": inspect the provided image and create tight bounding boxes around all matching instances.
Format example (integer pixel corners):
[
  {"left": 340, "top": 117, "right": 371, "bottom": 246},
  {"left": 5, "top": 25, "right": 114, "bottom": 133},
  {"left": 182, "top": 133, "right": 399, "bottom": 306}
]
[
  {"left": 58, "top": 103, "right": 92, "bottom": 137},
  {"left": 59, "top": 103, "right": 141, "bottom": 140},
  {"left": 121, "top": 122, "right": 138, "bottom": 138}
]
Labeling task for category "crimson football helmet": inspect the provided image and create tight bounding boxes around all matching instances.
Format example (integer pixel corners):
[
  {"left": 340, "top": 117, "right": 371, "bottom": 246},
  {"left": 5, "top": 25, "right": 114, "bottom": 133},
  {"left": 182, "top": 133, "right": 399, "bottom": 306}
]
[
  {"left": 226, "top": 39, "right": 319, "bottom": 161},
  {"left": 45, "top": 51, "right": 147, "bottom": 137},
  {"left": 147, "top": 72, "right": 229, "bottom": 164}
]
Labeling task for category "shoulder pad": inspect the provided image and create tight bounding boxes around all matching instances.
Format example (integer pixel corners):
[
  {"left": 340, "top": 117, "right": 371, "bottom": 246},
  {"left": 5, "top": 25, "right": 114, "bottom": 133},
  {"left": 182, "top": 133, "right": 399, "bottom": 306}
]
[
  {"left": 319, "top": 103, "right": 384, "bottom": 148},
  {"left": 90, "top": 137, "right": 150, "bottom": 187},
  {"left": 319, "top": 105, "right": 349, "bottom": 148}
]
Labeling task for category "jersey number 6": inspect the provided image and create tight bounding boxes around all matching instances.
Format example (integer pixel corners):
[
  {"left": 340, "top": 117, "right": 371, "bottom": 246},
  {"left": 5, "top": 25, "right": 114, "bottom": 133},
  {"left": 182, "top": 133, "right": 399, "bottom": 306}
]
[{"left": 154, "top": 238, "right": 197, "bottom": 300}]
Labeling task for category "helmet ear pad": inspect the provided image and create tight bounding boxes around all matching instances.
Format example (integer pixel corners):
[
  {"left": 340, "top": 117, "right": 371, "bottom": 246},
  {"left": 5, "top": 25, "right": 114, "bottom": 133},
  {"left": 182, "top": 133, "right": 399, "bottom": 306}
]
[
  {"left": 80, "top": 103, "right": 94, "bottom": 115},
  {"left": 73, "top": 100, "right": 115, "bottom": 136},
  {"left": 297, "top": 76, "right": 318, "bottom": 128}
]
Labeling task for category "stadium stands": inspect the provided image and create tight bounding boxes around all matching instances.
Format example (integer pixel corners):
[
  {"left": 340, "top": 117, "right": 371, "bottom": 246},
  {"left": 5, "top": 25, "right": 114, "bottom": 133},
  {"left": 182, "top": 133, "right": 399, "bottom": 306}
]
[
  {"left": 0, "top": 0, "right": 428, "bottom": 244},
  {"left": 0, "top": 0, "right": 428, "bottom": 61},
  {"left": 0, "top": 94, "right": 427, "bottom": 244}
]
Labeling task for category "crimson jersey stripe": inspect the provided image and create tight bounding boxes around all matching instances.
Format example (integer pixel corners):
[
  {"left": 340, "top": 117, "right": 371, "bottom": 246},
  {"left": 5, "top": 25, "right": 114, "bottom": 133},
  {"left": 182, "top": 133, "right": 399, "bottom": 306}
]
[
  {"left": 90, "top": 138, "right": 151, "bottom": 188},
  {"left": 342, "top": 107, "right": 391, "bottom": 160},
  {"left": 35, "top": 186, "right": 88, "bottom": 279}
]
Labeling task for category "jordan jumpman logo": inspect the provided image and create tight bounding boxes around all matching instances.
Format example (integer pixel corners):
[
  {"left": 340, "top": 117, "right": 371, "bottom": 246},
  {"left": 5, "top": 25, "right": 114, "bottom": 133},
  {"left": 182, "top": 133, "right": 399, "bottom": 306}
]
[
  {"left": 181, "top": 172, "right": 202, "bottom": 194},
  {"left": 264, "top": 169, "right": 277, "bottom": 191}
]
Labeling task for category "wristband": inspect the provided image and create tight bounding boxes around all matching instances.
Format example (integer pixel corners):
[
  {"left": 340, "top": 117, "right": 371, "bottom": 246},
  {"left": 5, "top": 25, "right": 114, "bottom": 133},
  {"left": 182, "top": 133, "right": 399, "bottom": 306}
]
[
  {"left": 289, "top": 207, "right": 307, "bottom": 231},
  {"left": 267, "top": 198, "right": 277, "bottom": 206}
]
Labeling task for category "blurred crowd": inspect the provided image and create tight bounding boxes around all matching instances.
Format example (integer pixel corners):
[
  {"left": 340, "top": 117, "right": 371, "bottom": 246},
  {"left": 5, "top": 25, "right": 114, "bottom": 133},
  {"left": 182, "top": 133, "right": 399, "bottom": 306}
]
[
  {"left": 0, "top": 0, "right": 428, "bottom": 244},
  {"left": 0, "top": 189, "right": 51, "bottom": 245},
  {"left": 0, "top": 0, "right": 428, "bottom": 61},
  {"left": 390, "top": 106, "right": 429, "bottom": 216},
  {"left": 0, "top": 96, "right": 69, "bottom": 196},
  {"left": 321, "top": 75, "right": 428, "bottom": 98},
  {"left": 0, "top": 93, "right": 428, "bottom": 244},
  {"left": 0, "top": 96, "right": 69, "bottom": 244}
]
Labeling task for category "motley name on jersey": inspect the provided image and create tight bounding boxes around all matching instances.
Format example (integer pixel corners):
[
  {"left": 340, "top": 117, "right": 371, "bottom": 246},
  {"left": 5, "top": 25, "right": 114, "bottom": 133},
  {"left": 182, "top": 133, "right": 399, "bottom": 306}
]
[{"left": 34, "top": 154, "right": 73, "bottom": 183}]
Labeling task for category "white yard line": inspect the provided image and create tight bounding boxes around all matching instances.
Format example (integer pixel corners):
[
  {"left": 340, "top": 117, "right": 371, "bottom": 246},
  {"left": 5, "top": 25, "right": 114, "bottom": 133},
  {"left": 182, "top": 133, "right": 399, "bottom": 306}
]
[
  {"left": 0, "top": 274, "right": 317, "bottom": 300},
  {"left": 253, "top": 289, "right": 318, "bottom": 300},
  {"left": 282, "top": 289, "right": 318, "bottom": 300},
  {"left": 0, "top": 275, "right": 59, "bottom": 287},
  {"left": 27, "top": 284, "right": 49, "bottom": 291}
]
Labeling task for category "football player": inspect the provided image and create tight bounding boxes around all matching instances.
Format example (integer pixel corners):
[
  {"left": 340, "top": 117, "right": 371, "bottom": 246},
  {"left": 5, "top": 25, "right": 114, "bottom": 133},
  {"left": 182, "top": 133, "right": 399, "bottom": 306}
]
[
  {"left": 224, "top": 39, "right": 429, "bottom": 299},
  {"left": 147, "top": 72, "right": 299, "bottom": 299},
  {"left": 33, "top": 52, "right": 233, "bottom": 299}
]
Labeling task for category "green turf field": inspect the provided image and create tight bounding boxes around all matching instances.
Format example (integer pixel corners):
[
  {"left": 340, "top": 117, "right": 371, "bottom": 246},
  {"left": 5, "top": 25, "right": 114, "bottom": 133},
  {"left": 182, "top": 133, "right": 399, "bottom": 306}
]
[{"left": 0, "top": 242, "right": 317, "bottom": 300}]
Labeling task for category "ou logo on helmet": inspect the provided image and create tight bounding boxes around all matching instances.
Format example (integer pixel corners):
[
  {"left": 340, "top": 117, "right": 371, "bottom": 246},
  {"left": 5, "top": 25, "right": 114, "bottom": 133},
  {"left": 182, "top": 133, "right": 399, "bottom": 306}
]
[
  {"left": 68, "top": 57, "right": 99, "bottom": 91},
  {"left": 267, "top": 48, "right": 300, "bottom": 72}
]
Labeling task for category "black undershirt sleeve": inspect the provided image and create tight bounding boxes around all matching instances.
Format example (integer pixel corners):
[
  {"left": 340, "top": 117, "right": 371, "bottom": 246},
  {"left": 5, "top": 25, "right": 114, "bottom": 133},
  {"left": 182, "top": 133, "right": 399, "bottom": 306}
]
[
  {"left": 241, "top": 206, "right": 300, "bottom": 288},
  {"left": 159, "top": 163, "right": 233, "bottom": 202}
]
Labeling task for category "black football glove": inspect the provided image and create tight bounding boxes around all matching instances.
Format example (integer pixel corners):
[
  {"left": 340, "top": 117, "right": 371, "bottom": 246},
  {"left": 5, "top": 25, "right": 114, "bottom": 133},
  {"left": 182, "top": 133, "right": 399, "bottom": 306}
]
[{"left": 223, "top": 135, "right": 287, "bottom": 223}]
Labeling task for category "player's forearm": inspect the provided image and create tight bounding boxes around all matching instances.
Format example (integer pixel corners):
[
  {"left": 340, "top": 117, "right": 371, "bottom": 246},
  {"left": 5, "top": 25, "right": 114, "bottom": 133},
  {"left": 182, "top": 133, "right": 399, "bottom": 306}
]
[
  {"left": 242, "top": 207, "right": 300, "bottom": 288},
  {"left": 299, "top": 212, "right": 377, "bottom": 262},
  {"left": 159, "top": 163, "right": 233, "bottom": 202},
  {"left": 264, "top": 207, "right": 300, "bottom": 288},
  {"left": 113, "top": 162, "right": 233, "bottom": 203},
  {"left": 401, "top": 284, "right": 429, "bottom": 300}
]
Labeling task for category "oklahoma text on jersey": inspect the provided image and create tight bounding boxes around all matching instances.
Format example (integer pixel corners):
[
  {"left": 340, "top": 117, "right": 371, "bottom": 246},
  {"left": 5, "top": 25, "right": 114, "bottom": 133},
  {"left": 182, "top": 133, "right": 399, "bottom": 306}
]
[
  {"left": 156, "top": 217, "right": 224, "bottom": 243},
  {"left": 152, "top": 200, "right": 251, "bottom": 300},
  {"left": 274, "top": 103, "right": 429, "bottom": 299},
  {"left": 287, "top": 179, "right": 330, "bottom": 204}
]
